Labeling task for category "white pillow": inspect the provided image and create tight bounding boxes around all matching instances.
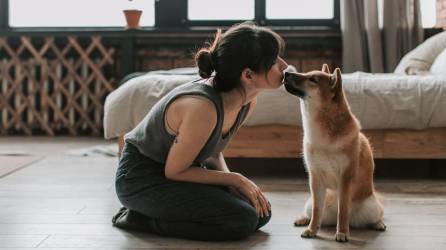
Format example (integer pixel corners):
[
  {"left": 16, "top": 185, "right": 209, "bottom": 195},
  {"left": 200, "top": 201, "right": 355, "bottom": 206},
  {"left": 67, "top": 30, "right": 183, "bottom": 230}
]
[
  {"left": 430, "top": 48, "right": 446, "bottom": 75},
  {"left": 394, "top": 31, "right": 446, "bottom": 75}
]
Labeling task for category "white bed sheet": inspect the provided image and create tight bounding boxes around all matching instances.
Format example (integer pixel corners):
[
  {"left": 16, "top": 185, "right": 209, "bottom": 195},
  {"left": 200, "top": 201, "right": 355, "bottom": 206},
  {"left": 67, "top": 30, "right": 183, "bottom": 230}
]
[{"left": 103, "top": 68, "right": 446, "bottom": 139}]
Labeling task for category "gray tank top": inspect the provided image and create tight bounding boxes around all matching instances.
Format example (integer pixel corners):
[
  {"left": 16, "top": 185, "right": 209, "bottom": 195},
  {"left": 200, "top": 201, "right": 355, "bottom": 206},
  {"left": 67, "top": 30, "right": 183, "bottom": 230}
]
[{"left": 124, "top": 78, "right": 250, "bottom": 165}]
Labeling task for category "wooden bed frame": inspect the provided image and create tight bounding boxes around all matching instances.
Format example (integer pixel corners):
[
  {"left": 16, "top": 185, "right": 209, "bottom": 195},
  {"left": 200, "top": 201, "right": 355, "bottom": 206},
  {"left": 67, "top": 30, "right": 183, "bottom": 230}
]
[{"left": 118, "top": 125, "right": 446, "bottom": 159}]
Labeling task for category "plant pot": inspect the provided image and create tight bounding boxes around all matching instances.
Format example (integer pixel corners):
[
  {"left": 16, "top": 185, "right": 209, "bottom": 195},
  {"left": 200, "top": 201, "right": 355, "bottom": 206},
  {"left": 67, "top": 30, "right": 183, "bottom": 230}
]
[{"left": 123, "top": 9, "right": 142, "bottom": 29}]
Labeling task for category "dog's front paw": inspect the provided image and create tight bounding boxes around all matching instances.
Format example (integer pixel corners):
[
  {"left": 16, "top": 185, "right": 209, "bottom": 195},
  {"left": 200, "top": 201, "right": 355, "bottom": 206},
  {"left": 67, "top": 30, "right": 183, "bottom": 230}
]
[
  {"left": 294, "top": 216, "right": 310, "bottom": 227},
  {"left": 335, "top": 231, "right": 349, "bottom": 242},
  {"left": 371, "top": 220, "right": 387, "bottom": 231},
  {"left": 301, "top": 228, "right": 317, "bottom": 238}
]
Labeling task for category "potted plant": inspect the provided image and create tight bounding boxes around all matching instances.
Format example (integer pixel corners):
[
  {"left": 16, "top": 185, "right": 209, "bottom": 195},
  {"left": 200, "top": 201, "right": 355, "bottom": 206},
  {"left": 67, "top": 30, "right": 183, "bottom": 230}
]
[{"left": 123, "top": 0, "right": 142, "bottom": 29}]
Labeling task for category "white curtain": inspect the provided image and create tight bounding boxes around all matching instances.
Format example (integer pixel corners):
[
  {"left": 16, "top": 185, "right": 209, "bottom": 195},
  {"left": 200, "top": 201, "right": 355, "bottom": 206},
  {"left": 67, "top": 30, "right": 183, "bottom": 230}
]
[{"left": 342, "top": 0, "right": 423, "bottom": 73}]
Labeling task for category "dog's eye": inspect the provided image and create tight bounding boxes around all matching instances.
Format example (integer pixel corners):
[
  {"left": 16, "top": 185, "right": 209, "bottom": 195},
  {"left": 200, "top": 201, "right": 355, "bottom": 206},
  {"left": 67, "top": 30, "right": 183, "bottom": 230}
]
[{"left": 308, "top": 77, "right": 317, "bottom": 83}]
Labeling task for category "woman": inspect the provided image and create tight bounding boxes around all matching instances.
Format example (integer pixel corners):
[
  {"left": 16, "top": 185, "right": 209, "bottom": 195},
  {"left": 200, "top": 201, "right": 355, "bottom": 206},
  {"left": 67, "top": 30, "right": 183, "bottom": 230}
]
[{"left": 113, "top": 22, "right": 289, "bottom": 241}]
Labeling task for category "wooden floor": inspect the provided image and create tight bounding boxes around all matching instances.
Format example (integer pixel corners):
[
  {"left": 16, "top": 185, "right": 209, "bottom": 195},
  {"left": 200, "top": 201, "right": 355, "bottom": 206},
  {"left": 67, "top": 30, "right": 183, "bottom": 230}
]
[{"left": 1, "top": 137, "right": 446, "bottom": 249}]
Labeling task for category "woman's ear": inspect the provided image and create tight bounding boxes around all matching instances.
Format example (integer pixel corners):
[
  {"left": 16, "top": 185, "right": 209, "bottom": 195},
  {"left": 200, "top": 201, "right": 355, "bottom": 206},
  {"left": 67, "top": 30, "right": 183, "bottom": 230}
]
[{"left": 241, "top": 68, "right": 255, "bottom": 82}]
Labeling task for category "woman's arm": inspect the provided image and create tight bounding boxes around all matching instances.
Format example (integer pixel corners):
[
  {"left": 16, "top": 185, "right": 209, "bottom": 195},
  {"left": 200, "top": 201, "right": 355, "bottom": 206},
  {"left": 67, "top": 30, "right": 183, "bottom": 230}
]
[
  {"left": 164, "top": 96, "right": 237, "bottom": 186},
  {"left": 205, "top": 152, "right": 230, "bottom": 172}
]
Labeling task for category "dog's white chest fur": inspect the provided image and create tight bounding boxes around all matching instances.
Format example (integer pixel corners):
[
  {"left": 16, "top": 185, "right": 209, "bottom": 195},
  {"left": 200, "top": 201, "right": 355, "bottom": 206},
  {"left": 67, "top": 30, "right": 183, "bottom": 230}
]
[
  {"left": 301, "top": 101, "right": 350, "bottom": 190},
  {"left": 304, "top": 146, "right": 350, "bottom": 189}
]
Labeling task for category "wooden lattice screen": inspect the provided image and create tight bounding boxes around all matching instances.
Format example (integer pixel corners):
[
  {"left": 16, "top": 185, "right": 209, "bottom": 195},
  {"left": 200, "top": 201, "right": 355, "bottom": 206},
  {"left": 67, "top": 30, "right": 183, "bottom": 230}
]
[{"left": 0, "top": 36, "right": 116, "bottom": 136}]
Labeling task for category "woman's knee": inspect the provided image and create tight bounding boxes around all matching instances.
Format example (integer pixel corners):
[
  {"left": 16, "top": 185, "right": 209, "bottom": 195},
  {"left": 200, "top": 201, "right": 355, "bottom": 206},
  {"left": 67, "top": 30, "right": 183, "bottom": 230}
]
[
  {"left": 256, "top": 200, "right": 272, "bottom": 229},
  {"left": 220, "top": 204, "right": 259, "bottom": 239},
  {"left": 256, "top": 212, "right": 271, "bottom": 230}
]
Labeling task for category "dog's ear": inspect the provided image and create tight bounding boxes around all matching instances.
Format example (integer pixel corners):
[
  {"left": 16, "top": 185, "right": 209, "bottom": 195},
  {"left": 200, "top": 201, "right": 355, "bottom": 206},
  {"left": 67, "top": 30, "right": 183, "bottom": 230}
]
[
  {"left": 330, "top": 68, "right": 343, "bottom": 101},
  {"left": 322, "top": 64, "right": 330, "bottom": 74}
]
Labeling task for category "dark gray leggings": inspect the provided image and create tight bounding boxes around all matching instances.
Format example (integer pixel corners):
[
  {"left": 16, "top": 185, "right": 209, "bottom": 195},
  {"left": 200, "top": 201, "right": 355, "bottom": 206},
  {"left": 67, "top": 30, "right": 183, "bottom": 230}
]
[{"left": 114, "top": 143, "right": 271, "bottom": 241}]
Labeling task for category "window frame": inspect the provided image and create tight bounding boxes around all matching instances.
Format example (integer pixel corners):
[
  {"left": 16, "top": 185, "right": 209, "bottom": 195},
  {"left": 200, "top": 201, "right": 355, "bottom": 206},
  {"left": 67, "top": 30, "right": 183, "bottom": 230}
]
[
  {"left": 3, "top": 0, "right": 156, "bottom": 30},
  {"left": 1, "top": 0, "right": 340, "bottom": 31},
  {"left": 0, "top": 0, "right": 9, "bottom": 30},
  {"left": 156, "top": 0, "right": 340, "bottom": 29}
]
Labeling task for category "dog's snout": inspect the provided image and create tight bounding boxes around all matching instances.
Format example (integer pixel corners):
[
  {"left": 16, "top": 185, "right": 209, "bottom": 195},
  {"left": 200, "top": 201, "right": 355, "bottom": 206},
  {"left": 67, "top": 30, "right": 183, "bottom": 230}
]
[
  {"left": 284, "top": 72, "right": 295, "bottom": 84},
  {"left": 283, "top": 71, "right": 307, "bottom": 98}
]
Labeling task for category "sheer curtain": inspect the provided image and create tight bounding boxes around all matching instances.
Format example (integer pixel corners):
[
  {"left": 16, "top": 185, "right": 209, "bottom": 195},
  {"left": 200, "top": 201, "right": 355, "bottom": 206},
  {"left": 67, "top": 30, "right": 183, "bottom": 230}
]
[{"left": 341, "top": 0, "right": 423, "bottom": 73}]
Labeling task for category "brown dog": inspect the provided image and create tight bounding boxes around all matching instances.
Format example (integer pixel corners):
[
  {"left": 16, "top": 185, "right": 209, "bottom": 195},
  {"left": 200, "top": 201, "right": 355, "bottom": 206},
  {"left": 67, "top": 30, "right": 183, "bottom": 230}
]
[{"left": 283, "top": 65, "right": 386, "bottom": 242}]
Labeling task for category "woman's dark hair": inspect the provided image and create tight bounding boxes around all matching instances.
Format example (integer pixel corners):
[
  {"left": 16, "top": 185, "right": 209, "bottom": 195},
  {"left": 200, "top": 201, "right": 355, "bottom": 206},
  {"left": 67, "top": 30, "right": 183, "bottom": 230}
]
[{"left": 195, "top": 22, "right": 285, "bottom": 92}]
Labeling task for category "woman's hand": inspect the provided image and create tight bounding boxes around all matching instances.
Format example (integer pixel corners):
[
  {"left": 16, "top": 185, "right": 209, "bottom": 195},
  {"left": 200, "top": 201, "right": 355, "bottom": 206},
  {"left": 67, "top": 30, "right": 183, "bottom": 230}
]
[{"left": 231, "top": 173, "right": 271, "bottom": 218}]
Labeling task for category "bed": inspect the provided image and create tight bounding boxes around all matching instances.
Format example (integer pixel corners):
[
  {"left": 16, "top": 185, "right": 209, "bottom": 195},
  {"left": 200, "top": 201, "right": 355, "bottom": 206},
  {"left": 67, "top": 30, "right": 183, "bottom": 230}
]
[{"left": 104, "top": 32, "right": 446, "bottom": 159}]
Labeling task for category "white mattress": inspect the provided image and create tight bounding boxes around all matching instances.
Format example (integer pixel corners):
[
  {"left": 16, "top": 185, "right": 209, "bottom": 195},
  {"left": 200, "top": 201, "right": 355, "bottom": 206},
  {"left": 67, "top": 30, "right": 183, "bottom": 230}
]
[{"left": 103, "top": 68, "right": 446, "bottom": 139}]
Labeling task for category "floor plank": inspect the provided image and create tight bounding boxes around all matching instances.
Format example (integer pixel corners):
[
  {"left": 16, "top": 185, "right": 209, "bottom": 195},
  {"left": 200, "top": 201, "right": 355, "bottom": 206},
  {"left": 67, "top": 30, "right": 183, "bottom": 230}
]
[
  {"left": 0, "top": 235, "right": 49, "bottom": 248},
  {"left": 0, "top": 155, "right": 43, "bottom": 178}
]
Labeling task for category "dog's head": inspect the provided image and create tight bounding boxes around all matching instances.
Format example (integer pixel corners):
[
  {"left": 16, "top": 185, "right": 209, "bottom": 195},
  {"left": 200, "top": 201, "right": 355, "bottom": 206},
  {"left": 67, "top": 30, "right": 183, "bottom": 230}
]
[{"left": 284, "top": 64, "right": 343, "bottom": 105}]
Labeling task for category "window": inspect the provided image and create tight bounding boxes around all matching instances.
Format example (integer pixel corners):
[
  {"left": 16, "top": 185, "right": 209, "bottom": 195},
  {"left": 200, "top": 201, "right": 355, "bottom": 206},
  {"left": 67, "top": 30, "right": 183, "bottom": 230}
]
[
  {"left": 159, "top": 0, "right": 339, "bottom": 28},
  {"left": 266, "top": 0, "right": 334, "bottom": 20},
  {"left": 9, "top": 0, "right": 155, "bottom": 27},
  {"left": 4, "top": 0, "right": 340, "bottom": 29},
  {"left": 188, "top": 0, "right": 254, "bottom": 20},
  {"left": 420, "top": 0, "right": 437, "bottom": 28},
  {"left": 2, "top": 0, "right": 439, "bottom": 30}
]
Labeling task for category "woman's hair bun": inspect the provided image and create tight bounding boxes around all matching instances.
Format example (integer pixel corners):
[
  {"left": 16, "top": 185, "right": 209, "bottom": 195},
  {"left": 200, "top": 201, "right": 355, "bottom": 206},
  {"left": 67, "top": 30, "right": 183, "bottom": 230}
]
[{"left": 195, "top": 49, "right": 214, "bottom": 79}]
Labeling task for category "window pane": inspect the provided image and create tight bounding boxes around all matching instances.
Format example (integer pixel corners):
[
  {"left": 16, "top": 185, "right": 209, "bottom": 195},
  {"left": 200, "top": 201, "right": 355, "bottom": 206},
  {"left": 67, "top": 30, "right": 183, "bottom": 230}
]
[
  {"left": 9, "top": 0, "right": 155, "bottom": 27},
  {"left": 420, "top": 0, "right": 436, "bottom": 28},
  {"left": 188, "top": 0, "right": 254, "bottom": 20},
  {"left": 266, "top": 0, "right": 333, "bottom": 20}
]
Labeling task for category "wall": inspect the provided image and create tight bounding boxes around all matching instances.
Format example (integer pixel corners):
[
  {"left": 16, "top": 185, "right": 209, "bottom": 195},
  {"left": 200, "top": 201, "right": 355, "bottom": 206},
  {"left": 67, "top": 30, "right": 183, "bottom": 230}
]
[
  {"left": 134, "top": 32, "right": 343, "bottom": 74},
  {"left": 136, "top": 47, "right": 342, "bottom": 73}
]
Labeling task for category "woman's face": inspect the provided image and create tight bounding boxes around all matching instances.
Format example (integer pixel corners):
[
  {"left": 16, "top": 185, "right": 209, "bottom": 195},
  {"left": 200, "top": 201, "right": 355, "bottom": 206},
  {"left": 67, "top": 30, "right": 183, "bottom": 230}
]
[
  {"left": 255, "top": 56, "right": 289, "bottom": 89},
  {"left": 239, "top": 56, "right": 288, "bottom": 103}
]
